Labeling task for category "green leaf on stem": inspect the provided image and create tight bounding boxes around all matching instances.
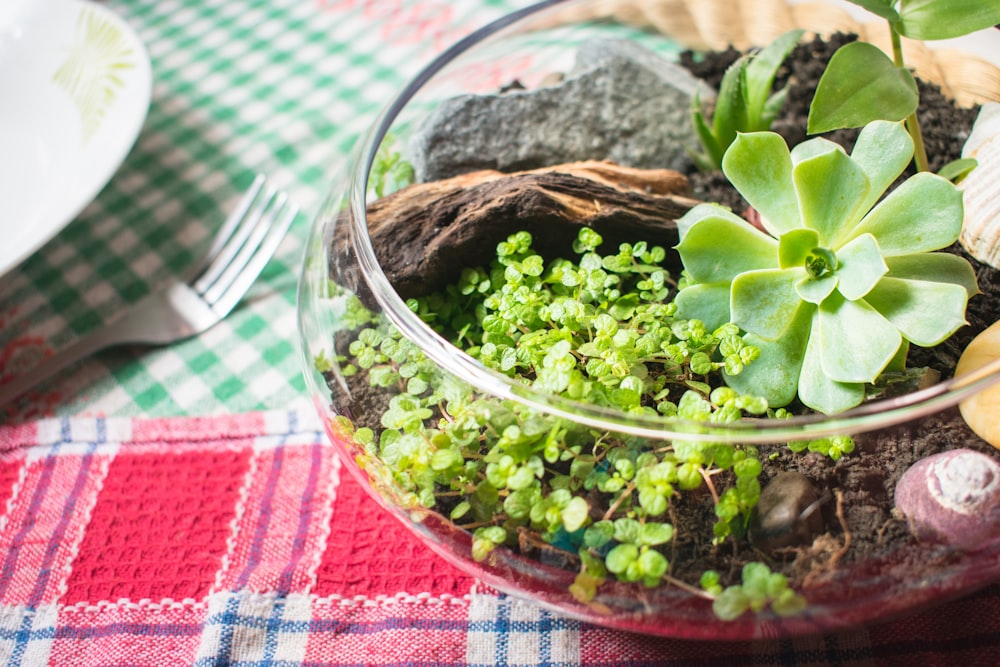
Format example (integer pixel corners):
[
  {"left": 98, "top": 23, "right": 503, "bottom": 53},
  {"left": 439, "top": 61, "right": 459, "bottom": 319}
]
[
  {"left": 847, "top": 0, "right": 900, "bottom": 20},
  {"left": 807, "top": 42, "right": 918, "bottom": 134},
  {"left": 896, "top": 0, "right": 1000, "bottom": 40},
  {"left": 937, "top": 157, "right": 977, "bottom": 183}
]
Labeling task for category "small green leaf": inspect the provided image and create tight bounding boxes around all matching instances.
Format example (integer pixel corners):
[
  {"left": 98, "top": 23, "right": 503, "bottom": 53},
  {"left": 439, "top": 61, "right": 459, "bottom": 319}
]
[
  {"left": 584, "top": 521, "right": 615, "bottom": 548},
  {"left": 937, "top": 157, "right": 977, "bottom": 183},
  {"left": 561, "top": 496, "right": 590, "bottom": 532},
  {"left": 897, "top": 0, "right": 1000, "bottom": 40},
  {"left": 613, "top": 518, "right": 641, "bottom": 544},
  {"left": 638, "top": 549, "right": 669, "bottom": 581},
  {"left": 778, "top": 229, "right": 820, "bottom": 269},
  {"left": 807, "top": 42, "right": 918, "bottom": 134},
  {"left": 638, "top": 522, "right": 674, "bottom": 546},
  {"left": 795, "top": 272, "right": 838, "bottom": 305},
  {"left": 713, "top": 587, "right": 751, "bottom": 621},
  {"left": 605, "top": 544, "right": 639, "bottom": 574}
]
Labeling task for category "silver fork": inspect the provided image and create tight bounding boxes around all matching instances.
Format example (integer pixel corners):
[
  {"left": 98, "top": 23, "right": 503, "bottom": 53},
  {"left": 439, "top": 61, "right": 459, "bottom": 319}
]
[{"left": 0, "top": 174, "right": 298, "bottom": 406}]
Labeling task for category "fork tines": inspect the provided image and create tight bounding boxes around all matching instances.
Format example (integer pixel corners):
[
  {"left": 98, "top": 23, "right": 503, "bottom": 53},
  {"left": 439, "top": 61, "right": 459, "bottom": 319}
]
[{"left": 194, "top": 176, "right": 299, "bottom": 317}]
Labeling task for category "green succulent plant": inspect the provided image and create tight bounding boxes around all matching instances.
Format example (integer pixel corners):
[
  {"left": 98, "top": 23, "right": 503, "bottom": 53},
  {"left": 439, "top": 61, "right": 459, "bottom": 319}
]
[{"left": 674, "top": 120, "right": 979, "bottom": 414}]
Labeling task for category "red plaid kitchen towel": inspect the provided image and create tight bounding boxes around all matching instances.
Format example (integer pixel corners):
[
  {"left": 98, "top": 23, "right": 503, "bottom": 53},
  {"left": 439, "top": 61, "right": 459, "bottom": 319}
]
[{"left": 2, "top": 409, "right": 1000, "bottom": 666}]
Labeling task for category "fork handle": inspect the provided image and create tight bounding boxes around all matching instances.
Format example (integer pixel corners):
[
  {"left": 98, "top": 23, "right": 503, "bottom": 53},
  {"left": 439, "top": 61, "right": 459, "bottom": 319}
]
[{"left": 0, "top": 333, "right": 115, "bottom": 407}]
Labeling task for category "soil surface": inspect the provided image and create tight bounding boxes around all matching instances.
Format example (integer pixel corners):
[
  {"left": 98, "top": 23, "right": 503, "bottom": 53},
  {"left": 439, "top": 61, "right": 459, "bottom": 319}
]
[{"left": 343, "top": 34, "right": 1000, "bottom": 595}]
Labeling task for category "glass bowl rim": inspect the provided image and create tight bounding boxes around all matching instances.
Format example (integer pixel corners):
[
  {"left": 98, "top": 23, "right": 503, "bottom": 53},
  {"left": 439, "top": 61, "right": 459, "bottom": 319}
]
[{"left": 339, "top": 0, "right": 1000, "bottom": 444}]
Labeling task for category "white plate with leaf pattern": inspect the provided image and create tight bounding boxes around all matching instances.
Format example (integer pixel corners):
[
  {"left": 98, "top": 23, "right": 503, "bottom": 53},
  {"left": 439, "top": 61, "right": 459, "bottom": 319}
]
[{"left": 0, "top": 0, "right": 151, "bottom": 275}]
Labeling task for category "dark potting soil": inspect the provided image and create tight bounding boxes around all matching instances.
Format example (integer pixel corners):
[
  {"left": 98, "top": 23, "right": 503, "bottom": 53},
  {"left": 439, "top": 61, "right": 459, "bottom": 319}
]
[{"left": 344, "top": 33, "right": 1000, "bottom": 595}]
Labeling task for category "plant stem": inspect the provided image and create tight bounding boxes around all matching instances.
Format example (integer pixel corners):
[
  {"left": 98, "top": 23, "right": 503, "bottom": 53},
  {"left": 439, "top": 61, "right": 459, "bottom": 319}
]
[{"left": 890, "top": 27, "right": 930, "bottom": 172}]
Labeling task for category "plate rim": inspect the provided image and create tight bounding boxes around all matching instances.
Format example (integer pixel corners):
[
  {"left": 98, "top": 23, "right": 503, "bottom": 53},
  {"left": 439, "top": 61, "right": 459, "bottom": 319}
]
[{"left": 0, "top": 0, "right": 153, "bottom": 276}]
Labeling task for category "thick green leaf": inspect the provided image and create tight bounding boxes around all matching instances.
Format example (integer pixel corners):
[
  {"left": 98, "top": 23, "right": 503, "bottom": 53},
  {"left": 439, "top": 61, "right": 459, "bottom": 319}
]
[
  {"left": 676, "top": 202, "right": 741, "bottom": 240},
  {"left": 722, "top": 132, "right": 800, "bottom": 236},
  {"left": 745, "top": 29, "right": 804, "bottom": 128},
  {"left": 898, "top": 0, "right": 1000, "bottom": 40},
  {"left": 675, "top": 215, "right": 777, "bottom": 284},
  {"left": 797, "top": 322, "right": 866, "bottom": 414},
  {"left": 816, "top": 291, "right": 900, "bottom": 383},
  {"left": 884, "top": 253, "right": 980, "bottom": 297},
  {"left": 864, "top": 277, "right": 969, "bottom": 346},
  {"left": 807, "top": 42, "right": 918, "bottom": 134},
  {"left": 778, "top": 228, "right": 820, "bottom": 269},
  {"left": 731, "top": 268, "right": 803, "bottom": 340},
  {"left": 846, "top": 172, "right": 964, "bottom": 256},
  {"left": 834, "top": 233, "right": 887, "bottom": 300},
  {"left": 795, "top": 272, "right": 839, "bottom": 305},
  {"left": 673, "top": 283, "right": 732, "bottom": 331},
  {"left": 850, "top": 120, "right": 914, "bottom": 213},
  {"left": 723, "top": 304, "right": 813, "bottom": 408},
  {"left": 791, "top": 141, "right": 871, "bottom": 245}
]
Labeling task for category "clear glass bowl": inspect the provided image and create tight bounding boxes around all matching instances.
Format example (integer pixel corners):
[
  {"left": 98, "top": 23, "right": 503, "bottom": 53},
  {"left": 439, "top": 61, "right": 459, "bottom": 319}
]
[{"left": 298, "top": 0, "right": 1000, "bottom": 639}]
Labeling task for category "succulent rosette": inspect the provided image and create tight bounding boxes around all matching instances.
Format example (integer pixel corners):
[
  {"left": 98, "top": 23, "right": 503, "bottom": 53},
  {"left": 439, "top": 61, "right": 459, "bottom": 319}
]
[{"left": 675, "top": 120, "right": 979, "bottom": 414}]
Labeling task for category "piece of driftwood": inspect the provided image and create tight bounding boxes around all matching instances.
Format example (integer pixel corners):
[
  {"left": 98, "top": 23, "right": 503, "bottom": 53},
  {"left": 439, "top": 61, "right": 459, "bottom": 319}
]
[{"left": 335, "top": 160, "right": 700, "bottom": 299}]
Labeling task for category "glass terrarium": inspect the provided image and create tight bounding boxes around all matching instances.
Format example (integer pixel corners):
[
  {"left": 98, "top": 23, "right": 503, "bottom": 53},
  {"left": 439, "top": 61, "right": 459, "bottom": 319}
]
[{"left": 298, "top": 0, "right": 1000, "bottom": 639}]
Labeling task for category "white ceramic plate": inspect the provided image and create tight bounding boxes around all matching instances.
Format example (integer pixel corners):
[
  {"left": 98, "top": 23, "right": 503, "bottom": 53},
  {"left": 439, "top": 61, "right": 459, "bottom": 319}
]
[{"left": 0, "top": 0, "right": 151, "bottom": 275}]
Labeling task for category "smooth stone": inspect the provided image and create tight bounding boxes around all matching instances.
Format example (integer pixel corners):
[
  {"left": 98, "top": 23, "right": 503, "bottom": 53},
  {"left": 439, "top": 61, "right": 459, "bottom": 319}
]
[
  {"left": 749, "top": 471, "right": 825, "bottom": 553},
  {"left": 409, "top": 38, "right": 706, "bottom": 182},
  {"left": 955, "top": 320, "right": 1000, "bottom": 450},
  {"left": 894, "top": 448, "right": 1000, "bottom": 550}
]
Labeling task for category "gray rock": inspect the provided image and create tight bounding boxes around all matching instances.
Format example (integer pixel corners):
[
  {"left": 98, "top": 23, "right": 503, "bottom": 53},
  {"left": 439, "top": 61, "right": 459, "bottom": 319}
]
[{"left": 409, "top": 38, "right": 707, "bottom": 182}]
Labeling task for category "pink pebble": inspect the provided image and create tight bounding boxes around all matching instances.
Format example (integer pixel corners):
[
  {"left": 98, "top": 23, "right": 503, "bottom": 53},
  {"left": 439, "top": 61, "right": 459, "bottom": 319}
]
[{"left": 894, "top": 448, "right": 1000, "bottom": 551}]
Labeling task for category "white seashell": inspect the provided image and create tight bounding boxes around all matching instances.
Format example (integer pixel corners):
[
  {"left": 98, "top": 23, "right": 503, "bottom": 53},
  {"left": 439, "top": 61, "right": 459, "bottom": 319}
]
[{"left": 959, "top": 102, "right": 1000, "bottom": 269}]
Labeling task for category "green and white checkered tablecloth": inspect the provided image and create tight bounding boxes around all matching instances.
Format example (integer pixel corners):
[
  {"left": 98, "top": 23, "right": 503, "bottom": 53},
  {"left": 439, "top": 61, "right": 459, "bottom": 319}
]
[{"left": 0, "top": 0, "right": 532, "bottom": 423}]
